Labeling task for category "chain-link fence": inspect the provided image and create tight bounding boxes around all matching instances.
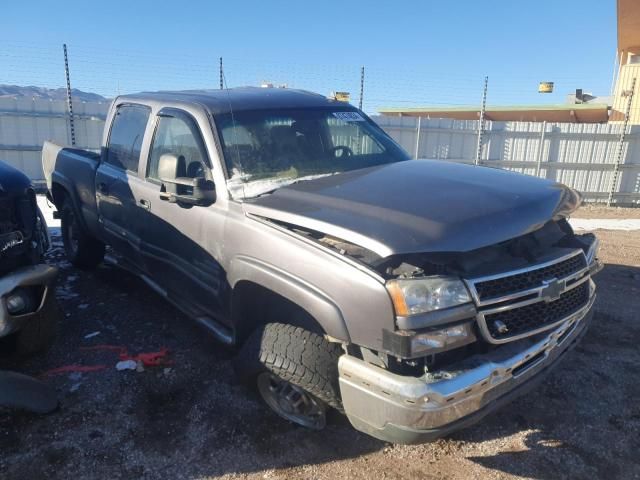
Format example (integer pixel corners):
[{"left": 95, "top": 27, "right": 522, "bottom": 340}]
[{"left": 0, "top": 42, "right": 638, "bottom": 204}]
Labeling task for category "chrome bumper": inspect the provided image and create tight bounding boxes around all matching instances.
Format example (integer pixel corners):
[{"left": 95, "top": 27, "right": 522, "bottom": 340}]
[
  {"left": 0, "top": 264, "right": 58, "bottom": 337},
  {"left": 339, "top": 283, "right": 596, "bottom": 444}
]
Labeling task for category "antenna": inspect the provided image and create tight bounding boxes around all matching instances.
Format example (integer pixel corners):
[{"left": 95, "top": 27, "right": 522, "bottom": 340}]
[{"left": 221, "top": 66, "right": 246, "bottom": 198}]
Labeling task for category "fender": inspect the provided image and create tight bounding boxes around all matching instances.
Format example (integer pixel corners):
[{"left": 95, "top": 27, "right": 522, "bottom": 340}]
[
  {"left": 228, "top": 255, "right": 350, "bottom": 342},
  {"left": 51, "top": 170, "right": 100, "bottom": 235}
]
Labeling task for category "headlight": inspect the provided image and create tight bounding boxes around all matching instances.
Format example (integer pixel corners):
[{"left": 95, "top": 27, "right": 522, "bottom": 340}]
[{"left": 386, "top": 276, "right": 472, "bottom": 316}]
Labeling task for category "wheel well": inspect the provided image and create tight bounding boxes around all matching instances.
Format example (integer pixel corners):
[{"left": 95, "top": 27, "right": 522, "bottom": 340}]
[
  {"left": 50, "top": 183, "right": 69, "bottom": 209},
  {"left": 232, "top": 281, "right": 326, "bottom": 345}
]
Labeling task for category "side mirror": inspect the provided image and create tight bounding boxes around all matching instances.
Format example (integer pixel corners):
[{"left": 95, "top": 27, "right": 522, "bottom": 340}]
[
  {"left": 158, "top": 153, "right": 216, "bottom": 207},
  {"left": 158, "top": 153, "right": 184, "bottom": 194}
]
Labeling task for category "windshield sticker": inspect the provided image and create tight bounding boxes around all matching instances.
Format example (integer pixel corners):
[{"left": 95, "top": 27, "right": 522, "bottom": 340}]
[{"left": 333, "top": 112, "right": 365, "bottom": 122}]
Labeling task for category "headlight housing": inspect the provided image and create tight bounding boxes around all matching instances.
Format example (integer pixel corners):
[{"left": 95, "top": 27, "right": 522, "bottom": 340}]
[{"left": 386, "top": 276, "right": 472, "bottom": 316}]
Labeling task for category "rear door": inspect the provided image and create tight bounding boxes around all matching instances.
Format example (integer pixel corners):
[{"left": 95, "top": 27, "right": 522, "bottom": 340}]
[{"left": 95, "top": 103, "right": 151, "bottom": 265}]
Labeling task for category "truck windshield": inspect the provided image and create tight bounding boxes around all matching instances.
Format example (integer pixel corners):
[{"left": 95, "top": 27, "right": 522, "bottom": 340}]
[{"left": 215, "top": 107, "right": 410, "bottom": 199}]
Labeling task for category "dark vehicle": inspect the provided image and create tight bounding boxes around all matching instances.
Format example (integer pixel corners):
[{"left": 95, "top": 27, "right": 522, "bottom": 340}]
[
  {"left": 43, "top": 88, "right": 601, "bottom": 443},
  {"left": 0, "top": 161, "right": 58, "bottom": 354},
  {"left": 0, "top": 161, "right": 59, "bottom": 414}
]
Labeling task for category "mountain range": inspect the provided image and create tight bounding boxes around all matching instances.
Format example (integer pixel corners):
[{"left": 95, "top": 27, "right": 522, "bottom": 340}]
[{"left": 0, "top": 85, "right": 107, "bottom": 102}]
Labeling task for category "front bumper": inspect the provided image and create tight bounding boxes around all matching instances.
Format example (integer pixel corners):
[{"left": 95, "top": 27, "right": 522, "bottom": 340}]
[
  {"left": 338, "top": 284, "right": 596, "bottom": 444},
  {"left": 0, "top": 264, "right": 58, "bottom": 337}
]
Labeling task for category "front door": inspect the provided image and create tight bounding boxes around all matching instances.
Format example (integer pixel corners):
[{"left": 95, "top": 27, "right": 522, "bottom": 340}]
[{"left": 134, "top": 108, "right": 227, "bottom": 322}]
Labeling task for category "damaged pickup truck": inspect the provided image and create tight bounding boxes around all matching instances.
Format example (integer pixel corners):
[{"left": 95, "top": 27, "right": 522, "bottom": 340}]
[{"left": 42, "top": 87, "right": 601, "bottom": 443}]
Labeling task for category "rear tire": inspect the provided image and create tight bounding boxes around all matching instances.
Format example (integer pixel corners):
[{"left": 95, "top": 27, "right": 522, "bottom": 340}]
[
  {"left": 61, "top": 200, "right": 105, "bottom": 269},
  {"left": 234, "top": 323, "right": 343, "bottom": 429},
  {"left": 14, "top": 294, "right": 61, "bottom": 355}
]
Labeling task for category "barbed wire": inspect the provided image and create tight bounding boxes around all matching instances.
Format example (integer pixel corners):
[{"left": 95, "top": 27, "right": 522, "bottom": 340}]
[{"left": 0, "top": 42, "right": 618, "bottom": 114}]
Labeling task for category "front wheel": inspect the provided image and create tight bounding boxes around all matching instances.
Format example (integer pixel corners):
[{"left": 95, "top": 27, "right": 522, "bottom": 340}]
[
  {"left": 234, "top": 323, "right": 343, "bottom": 430},
  {"left": 60, "top": 200, "right": 105, "bottom": 269}
]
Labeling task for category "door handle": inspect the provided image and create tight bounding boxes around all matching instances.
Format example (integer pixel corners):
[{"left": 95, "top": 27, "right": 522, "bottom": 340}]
[
  {"left": 97, "top": 182, "right": 109, "bottom": 194},
  {"left": 139, "top": 199, "right": 151, "bottom": 210}
]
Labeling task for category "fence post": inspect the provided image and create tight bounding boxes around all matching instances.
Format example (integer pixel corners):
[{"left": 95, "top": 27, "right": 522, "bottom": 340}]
[
  {"left": 475, "top": 76, "right": 488, "bottom": 165},
  {"left": 535, "top": 121, "right": 547, "bottom": 177},
  {"left": 608, "top": 77, "right": 636, "bottom": 206},
  {"left": 414, "top": 116, "right": 422, "bottom": 159},
  {"left": 63, "top": 44, "right": 76, "bottom": 146},
  {"left": 219, "top": 57, "right": 224, "bottom": 90},
  {"left": 359, "top": 66, "right": 365, "bottom": 111}
]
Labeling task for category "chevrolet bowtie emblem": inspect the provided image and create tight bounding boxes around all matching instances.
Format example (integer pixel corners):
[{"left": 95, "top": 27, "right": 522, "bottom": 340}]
[{"left": 540, "top": 278, "right": 566, "bottom": 302}]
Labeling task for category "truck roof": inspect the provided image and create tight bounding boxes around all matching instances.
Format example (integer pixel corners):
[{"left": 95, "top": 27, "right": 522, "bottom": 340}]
[{"left": 117, "top": 87, "right": 351, "bottom": 115}]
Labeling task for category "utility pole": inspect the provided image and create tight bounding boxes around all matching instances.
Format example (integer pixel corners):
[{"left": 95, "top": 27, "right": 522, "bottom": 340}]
[
  {"left": 359, "top": 66, "right": 365, "bottom": 110},
  {"left": 414, "top": 116, "right": 422, "bottom": 160},
  {"left": 63, "top": 43, "right": 76, "bottom": 146},
  {"left": 608, "top": 77, "right": 636, "bottom": 206},
  {"left": 535, "top": 121, "right": 547, "bottom": 177},
  {"left": 475, "top": 76, "right": 488, "bottom": 165},
  {"left": 219, "top": 57, "right": 224, "bottom": 90}
]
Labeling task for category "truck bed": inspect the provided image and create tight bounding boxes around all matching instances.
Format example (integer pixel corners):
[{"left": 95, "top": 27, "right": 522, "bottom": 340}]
[{"left": 41, "top": 141, "right": 101, "bottom": 234}]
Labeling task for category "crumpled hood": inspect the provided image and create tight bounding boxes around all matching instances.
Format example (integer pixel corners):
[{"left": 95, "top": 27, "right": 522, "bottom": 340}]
[{"left": 243, "top": 160, "right": 581, "bottom": 258}]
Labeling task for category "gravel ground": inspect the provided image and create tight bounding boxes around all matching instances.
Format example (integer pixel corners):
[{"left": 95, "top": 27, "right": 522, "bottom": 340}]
[
  {"left": 1, "top": 224, "right": 639, "bottom": 479},
  {"left": 572, "top": 204, "right": 640, "bottom": 219}
]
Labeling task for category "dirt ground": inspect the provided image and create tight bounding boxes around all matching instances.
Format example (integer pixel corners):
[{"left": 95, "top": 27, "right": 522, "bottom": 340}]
[
  {"left": 572, "top": 203, "right": 640, "bottom": 219},
  {"left": 1, "top": 223, "right": 639, "bottom": 479}
]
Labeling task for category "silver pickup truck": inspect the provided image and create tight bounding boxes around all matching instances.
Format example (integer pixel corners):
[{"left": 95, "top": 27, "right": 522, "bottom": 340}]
[{"left": 42, "top": 87, "right": 601, "bottom": 443}]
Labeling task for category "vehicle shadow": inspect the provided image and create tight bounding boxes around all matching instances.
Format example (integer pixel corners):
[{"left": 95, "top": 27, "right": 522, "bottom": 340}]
[{"left": 451, "top": 263, "right": 640, "bottom": 479}]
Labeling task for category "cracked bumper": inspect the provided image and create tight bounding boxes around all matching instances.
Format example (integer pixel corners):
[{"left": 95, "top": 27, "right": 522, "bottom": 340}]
[{"left": 338, "top": 286, "right": 595, "bottom": 444}]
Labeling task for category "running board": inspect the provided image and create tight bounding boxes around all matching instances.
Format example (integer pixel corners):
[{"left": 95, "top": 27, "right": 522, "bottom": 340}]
[
  {"left": 195, "top": 316, "right": 234, "bottom": 345},
  {"left": 105, "top": 255, "right": 235, "bottom": 345}
]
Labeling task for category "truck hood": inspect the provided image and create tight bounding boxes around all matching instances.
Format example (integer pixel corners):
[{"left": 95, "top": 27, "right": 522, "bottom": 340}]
[{"left": 243, "top": 160, "right": 581, "bottom": 258}]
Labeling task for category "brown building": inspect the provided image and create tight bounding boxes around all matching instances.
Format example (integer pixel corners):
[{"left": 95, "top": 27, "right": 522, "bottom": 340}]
[
  {"left": 378, "top": 103, "right": 609, "bottom": 123},
  {"left": 610, "top": 0, "right": 640, "bottom": 123}
]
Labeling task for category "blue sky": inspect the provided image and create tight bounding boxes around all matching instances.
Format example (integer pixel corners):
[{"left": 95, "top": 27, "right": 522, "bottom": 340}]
[{"left": 1, "top": 0, "right": 617, "bottom": 113}]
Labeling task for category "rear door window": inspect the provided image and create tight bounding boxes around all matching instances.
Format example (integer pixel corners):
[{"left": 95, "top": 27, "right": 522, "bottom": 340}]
[{"left": 106, "top": 104, "right": 151, "bottom": 173}]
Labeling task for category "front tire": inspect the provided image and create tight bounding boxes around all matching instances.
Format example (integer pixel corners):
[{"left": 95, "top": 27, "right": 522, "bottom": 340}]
[
  {"left": 234, "top": 323, "right": 343, "bottom": 429},
  {"left": 61, "top": 200, "right": 105, "bottom": 269}
]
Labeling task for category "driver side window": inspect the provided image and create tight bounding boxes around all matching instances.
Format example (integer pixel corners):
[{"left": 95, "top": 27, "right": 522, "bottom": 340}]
[{"left": 147, "top": 113, "right": 209, "bottom": 181}]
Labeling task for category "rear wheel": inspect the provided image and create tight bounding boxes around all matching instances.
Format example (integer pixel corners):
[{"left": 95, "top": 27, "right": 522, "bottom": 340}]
[
  {"left": 61, "top": 200, "right": 105, "bottom": 269},
  {"left": 234, "top": 323, "right": 343, "bottom": 430}
]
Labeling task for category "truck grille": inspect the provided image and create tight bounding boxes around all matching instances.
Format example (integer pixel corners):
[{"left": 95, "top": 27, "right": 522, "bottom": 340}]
[
  {"left": 474, "top": 253, "right": 587, "bottom": 302},
  {"left": 467, "top": 250, "right": 592, "bottom": 343},
  {"left": 484, "top": 281, "right": 590, "bottom": 340}
]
